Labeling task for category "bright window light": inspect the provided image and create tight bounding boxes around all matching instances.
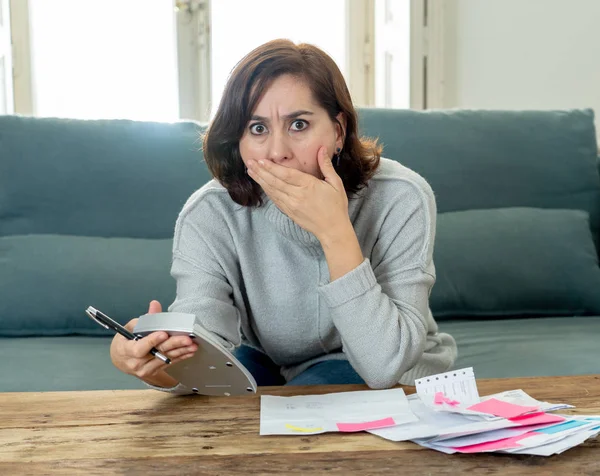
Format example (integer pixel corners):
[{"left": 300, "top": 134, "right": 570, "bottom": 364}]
[
  {"left": 210, "top": 0, "right": 347, "bottom": 117},
  {"left": 29, "top": 0, "right": 179, "bottom": 121}
]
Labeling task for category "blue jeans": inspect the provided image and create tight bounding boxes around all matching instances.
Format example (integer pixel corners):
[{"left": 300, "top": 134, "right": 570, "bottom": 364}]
[{"left": 233, "top": 345, "right": 365, "bottom": 386}]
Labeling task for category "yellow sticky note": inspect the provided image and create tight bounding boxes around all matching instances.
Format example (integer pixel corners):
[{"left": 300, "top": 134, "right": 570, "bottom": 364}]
[{"left": 285, "top": 423, "right": 323, "bottom": 433}]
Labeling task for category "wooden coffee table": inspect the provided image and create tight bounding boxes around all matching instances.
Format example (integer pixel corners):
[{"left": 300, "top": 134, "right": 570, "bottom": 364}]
[{"left": 1, "top": 375, "right": 599, "bottom": 474}]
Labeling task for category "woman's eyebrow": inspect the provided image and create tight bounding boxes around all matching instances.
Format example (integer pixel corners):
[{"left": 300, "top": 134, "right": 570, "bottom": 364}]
[{"left": 250, "top": 110, "right": 314, "bottom": 122}]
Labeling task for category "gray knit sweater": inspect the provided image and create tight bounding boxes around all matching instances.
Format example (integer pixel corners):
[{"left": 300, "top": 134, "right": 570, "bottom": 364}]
[{"left": 150, "top": 158, "right": 457, "bottom": 394}]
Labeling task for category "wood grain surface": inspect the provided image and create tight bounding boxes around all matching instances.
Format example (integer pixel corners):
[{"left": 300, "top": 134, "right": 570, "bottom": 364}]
[{"left": 1, "top": 375, "right": 599, "bottom": 475}]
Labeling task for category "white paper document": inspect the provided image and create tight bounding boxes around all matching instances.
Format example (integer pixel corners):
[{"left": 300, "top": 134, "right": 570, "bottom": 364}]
[
  {"left": 368, "top": 394, "right": 486, "bottom": 442},
  {"left": 260, "top": 388, "right": 418, "bottom": 435},
  {"left": 484, "top": 389, "right": 574, "bottom": 413},
  {"left": 507, "top": 426, "right": 600, "bottom": 456},
  {"left": 432, "top": 427, "right": 534, "bottom": 448}
]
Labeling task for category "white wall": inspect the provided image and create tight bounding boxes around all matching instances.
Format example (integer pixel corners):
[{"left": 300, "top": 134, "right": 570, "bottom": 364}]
[{"left": 442, "top": 0, "right": 600, "bottom": 139}]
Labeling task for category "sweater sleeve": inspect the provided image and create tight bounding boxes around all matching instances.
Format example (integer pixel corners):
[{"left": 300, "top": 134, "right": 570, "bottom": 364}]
[
  {"left": 317, "top": 180, "right": 437, "bottom": 389},
  {"left": 149, "top": 199, "right": 243, "bottom": 395},
  {"left": 168, "top": 206, "right": 243, "bottom": 349}
]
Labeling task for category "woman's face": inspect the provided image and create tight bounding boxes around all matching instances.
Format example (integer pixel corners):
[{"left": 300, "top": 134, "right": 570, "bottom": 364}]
[{"left": 238, "top": 74, "right": 344, "bottom": 179}]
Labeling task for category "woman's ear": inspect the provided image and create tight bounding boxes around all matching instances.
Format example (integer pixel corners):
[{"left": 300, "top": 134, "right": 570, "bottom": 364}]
[{"left": 335, "top": 112, "right": 347, "bottom": 149}]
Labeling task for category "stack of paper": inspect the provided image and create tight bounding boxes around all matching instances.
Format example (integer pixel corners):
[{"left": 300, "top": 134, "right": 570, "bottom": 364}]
[{"left": 259, "top": 367, "right": 600, "bottom": 456}]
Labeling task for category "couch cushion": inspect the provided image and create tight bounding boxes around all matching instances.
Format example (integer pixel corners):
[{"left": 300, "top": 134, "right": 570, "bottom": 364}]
[
  {"left": 438, "top": 316, "right": 600, "bottom": 378},
  {"left": 0, "top": 116, "right": 210, "bottom": 239},
  {"left": 430, "top": 207, "right": 600, "bottom": 318},
  {"left": 358, "top": 108, "right": 600, "bottom": 238},
  {"left": 2, "top": 316, "right": 598, "bottom": 391},
  {"left": 0, "top": 235, "right": 175, "bottom": 336},
  {"left": 0, "top": 336, "right": 145, "bottom": 391}
]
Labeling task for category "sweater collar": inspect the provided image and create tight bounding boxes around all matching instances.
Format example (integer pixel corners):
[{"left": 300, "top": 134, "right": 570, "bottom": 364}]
[{"left": 262, "top": 198, "right": 322, "bottom": 249}]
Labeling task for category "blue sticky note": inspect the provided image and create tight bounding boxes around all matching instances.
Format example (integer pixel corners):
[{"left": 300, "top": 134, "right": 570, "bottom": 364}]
[{"left": 534, "top": 420, "right": 589, "bottom": 435}]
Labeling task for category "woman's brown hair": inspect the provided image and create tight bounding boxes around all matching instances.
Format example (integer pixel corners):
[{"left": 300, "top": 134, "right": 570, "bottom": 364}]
[{"left": 203, "top": 39, "right": 381, "bottom": 207}]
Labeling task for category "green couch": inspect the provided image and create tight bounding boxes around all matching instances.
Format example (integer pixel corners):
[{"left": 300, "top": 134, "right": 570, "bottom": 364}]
[{"left": 1, "top": 108, "right": 599, "bottom": 392}]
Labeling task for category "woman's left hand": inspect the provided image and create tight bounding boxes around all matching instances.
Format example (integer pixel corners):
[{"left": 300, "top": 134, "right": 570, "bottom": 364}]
[{"left": 247, "top": 146, "right": 350, "bottom": 242}]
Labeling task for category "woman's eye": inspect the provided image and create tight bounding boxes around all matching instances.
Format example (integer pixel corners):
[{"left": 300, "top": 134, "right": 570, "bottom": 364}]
[
  {"left": 290, "top": 120, "right": 308, "bottom": 131},
  {"left": 249, "top": 123, "right": 267, "bottom": 135}
]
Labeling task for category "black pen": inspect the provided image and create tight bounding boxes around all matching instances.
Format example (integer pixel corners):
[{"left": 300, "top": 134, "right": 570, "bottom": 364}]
[{"left": 85, "top": 306, "right": 171, "bottom": 364}]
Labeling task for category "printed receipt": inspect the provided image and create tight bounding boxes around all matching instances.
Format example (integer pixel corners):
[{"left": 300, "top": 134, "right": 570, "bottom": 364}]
[
  {"left": 259, "top": 388, "right": 418, "bottom": 435},
  {"left": 415, "top": 367, "right": 481, "bottom": 409}
]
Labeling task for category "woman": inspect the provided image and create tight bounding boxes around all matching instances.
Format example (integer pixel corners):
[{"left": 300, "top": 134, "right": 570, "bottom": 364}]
[{"left": 110, "top": 39, "right": 457, "bottom": 393}]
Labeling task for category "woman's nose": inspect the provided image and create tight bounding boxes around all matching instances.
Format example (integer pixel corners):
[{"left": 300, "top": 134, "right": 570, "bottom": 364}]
[{"left": 267, "top": 132, "right": 293, "bottom": 164}]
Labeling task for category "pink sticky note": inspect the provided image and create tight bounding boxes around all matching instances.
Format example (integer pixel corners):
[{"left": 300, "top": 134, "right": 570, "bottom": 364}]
[
  {"left": 467, "top": 398, "right": 538, "bottom": 418},
  {"left": 434, "top": 392, "right": 460, "bottom": 406},
  {"left": 336, "top": 417, "right": 396, "bottom": 432},
  {"left": 509, "top": 412, "right": 566, "bottom": 426},
  {"left": 434, "top": 392, "right": 445, "bottom": 405},
  {"left": 454, "top": 434, "right": 529, "bottom": 453}
]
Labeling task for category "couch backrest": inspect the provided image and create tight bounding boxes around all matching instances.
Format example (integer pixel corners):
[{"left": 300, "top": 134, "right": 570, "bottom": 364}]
[
  {"left": 357, "top": 108, "right": 600, "bottom": 237},
  {"left": 0, "top": 115, "right": 210, "bottom": 239},
  {"left": 3, "top": 109, "right": 598, "bottom": 240}
]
